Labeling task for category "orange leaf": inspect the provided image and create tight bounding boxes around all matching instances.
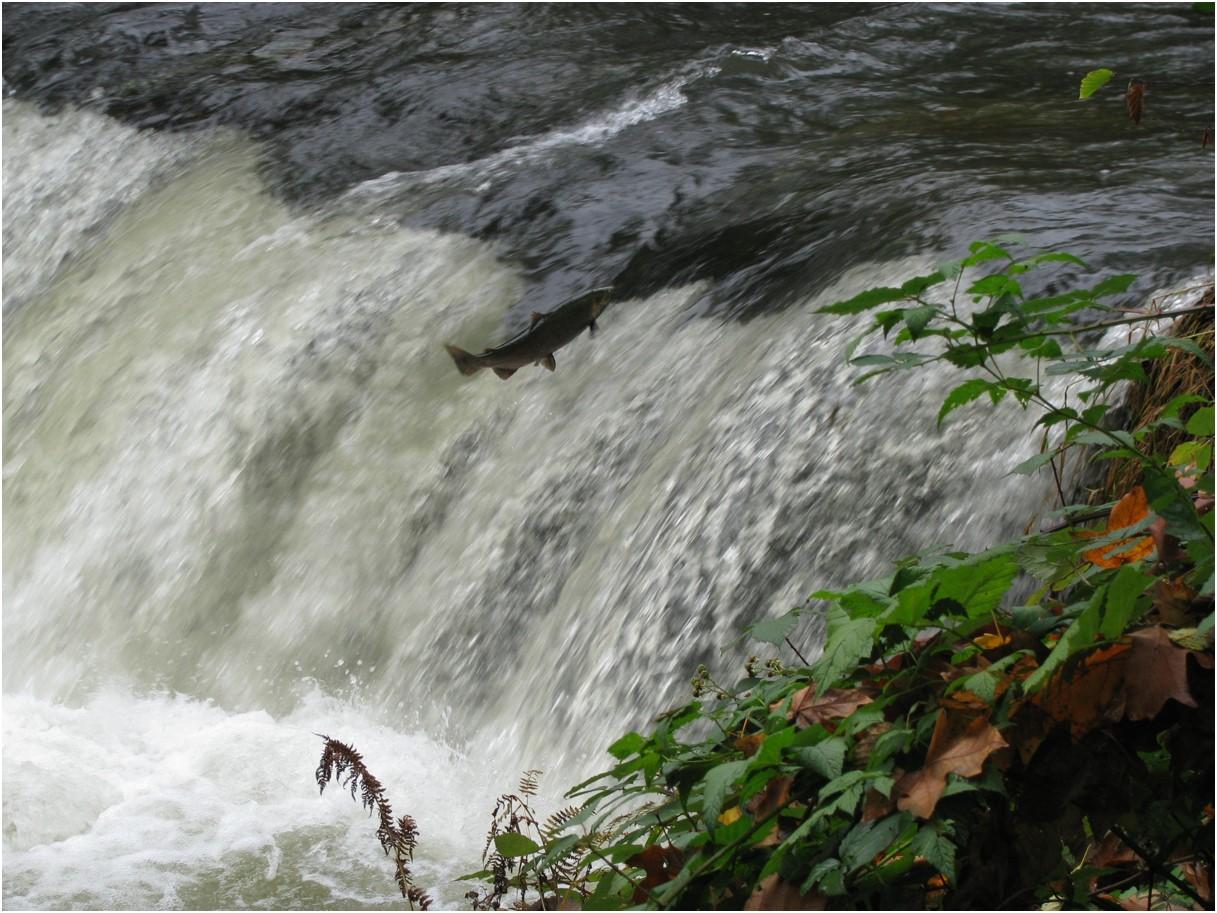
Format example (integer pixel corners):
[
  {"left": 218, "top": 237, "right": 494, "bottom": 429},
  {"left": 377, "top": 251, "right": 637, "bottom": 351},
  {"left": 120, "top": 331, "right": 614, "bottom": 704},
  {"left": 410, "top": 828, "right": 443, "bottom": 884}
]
[
  {"left": 744, "top": 874, "right": 827, "bottom": 911},
  {"left": 1029, "top": 641, "right": 1131, "bottom": 739},
  {"left": 973, "top": 632, "right": 1011, "bottom": 651},
  {"left": 1079, "top": 486, "right": 1155, "bottom": 568},
  {"left": 894, "top": 712, "right": 1008, "bottom": 819},
  {"left": 787, "top": 684, "right": 876, "bottom": 729}
]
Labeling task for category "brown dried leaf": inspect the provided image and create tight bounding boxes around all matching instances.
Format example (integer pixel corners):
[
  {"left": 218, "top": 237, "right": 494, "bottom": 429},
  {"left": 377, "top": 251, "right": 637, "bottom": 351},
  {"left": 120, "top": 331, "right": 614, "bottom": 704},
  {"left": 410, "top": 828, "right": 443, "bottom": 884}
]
[
  {"left": 1153, "top": 577, "right": 1197, "bottom": 626},
  {"left": 626, "top": 845, "right": 684, "bottom": 903},
  {"left": 861, "top": 785, "right": 896, "bottom": 822},
  {"left": 735, "top": 732, "right": 766, "bottom": 757},
  {"left": 1124, "top": 625, "right": 1203, "bottom": 719},
  {"left": 1126, "top": 81, "right": 1146, "bottom": 124},
  {"left": 787, "top": 683, "right": 876, "bottom": 729},
  {"left": 746, "top": 775, "right": 794, "bottom": 847},
  {"left": 1030, "top": 642, "right": 1131, "bottom": 739},
  {"left": 895, "top": 712, "right": 1007, "bottom": 819},
  {"left": 744, "top": 874, "right": 828, "bottom": 911}
]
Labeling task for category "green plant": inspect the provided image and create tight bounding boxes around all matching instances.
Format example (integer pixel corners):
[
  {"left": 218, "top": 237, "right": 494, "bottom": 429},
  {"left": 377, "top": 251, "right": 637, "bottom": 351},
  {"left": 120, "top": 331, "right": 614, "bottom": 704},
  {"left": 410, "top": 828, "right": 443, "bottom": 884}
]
[{"left": 449, "top": 244, "right": 1213, "bottom": 910}]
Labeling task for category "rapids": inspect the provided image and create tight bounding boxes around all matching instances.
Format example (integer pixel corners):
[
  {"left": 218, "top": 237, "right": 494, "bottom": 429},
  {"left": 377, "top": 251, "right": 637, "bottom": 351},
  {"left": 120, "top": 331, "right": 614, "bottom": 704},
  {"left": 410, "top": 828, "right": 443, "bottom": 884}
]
[{"left": 3, "top": 4, "right": 1212, "bottom": 908}]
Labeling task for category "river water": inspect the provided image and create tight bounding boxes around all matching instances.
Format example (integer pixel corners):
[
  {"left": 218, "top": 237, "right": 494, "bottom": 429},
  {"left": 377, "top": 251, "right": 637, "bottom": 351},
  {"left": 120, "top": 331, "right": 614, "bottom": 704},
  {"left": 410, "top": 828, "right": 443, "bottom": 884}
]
[{"left": 2, "top": 4, "right": 1212, "bottom": 909}]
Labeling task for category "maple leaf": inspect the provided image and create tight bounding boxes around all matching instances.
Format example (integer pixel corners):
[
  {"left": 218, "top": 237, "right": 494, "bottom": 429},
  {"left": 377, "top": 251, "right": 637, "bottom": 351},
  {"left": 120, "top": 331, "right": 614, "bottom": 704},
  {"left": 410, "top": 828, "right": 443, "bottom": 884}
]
[
  {"left": 1078, "top": 486, "right": 1155, "bottom": 569},
  {"left": 744, "top": 874, "right": 827, "bottom": 911},
  {"left": 787, "top": 683, "right": 876, "bottom": 729},
  {"left": 895, "top": 712, "right": 1007, "bottom": 819},
  {"left": 1123, "top": 625, "right": 1205, "bottom": 720}
]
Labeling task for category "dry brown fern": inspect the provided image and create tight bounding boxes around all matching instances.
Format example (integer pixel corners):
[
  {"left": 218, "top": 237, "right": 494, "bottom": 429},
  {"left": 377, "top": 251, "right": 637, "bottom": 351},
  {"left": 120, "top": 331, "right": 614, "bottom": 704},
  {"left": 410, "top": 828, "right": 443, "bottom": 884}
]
[{"left": 316, "top": 735, "right": 432, "bottom": 910}]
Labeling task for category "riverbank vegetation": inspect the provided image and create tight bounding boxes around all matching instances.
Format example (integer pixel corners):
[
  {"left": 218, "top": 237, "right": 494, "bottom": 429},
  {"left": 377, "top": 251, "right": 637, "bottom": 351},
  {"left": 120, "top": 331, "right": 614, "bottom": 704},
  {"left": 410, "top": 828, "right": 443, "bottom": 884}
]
[{"left": 320, "top": 240, "right": 1214, "bottom": 910}]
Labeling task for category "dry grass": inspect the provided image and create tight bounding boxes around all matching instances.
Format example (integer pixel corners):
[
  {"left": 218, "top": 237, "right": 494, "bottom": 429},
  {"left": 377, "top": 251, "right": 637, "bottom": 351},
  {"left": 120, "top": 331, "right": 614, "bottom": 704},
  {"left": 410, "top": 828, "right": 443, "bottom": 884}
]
[{"left": 1100, "top": 286, "right": 1214, "bottom": 500}]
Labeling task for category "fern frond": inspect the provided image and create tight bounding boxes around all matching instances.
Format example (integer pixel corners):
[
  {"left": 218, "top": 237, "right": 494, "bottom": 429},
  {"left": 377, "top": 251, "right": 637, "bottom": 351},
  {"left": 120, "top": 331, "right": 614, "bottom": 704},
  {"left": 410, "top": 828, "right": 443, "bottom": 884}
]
[
  {"left": 316, "top": 736, "right": 432, "bottom": 910},
  {"left": 518, "top": 768, "right": 543, "bottom": 797}
]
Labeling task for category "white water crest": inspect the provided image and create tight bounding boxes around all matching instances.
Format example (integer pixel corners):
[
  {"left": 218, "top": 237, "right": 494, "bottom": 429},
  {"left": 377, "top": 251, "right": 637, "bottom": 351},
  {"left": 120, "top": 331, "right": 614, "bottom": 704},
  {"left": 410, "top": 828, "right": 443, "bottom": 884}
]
[
  {"left": 349, "top": 62, "right": 719, "bottom": 194},
  {"left": 4, "top": 98, "right": 1062, "bottom": 909}
]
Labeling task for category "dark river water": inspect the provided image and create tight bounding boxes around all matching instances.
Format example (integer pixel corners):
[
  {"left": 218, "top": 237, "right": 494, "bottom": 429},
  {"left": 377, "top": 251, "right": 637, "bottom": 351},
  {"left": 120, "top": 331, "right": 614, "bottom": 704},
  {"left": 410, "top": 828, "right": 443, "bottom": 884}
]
[{"left": 2, "top": 3, "right": 1212, "bottom": 909}]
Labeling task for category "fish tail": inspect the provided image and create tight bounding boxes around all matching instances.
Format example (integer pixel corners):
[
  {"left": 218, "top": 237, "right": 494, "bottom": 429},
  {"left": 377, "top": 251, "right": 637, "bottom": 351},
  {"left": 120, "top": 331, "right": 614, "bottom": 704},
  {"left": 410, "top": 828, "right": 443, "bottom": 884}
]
[{"left": 444, "top": 344, "right": 482, "bottom": 376}]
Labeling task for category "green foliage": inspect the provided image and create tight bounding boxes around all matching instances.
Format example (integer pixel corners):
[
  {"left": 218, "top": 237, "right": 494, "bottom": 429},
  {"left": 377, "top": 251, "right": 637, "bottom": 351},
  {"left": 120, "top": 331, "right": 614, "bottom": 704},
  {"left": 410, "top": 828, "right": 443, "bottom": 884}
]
[
  {"left": 1079, "top": 68, "right": 1115, "bottom": 99},
  {"left": 442, "top": 245, "right": 1212, "bottom": 910}
]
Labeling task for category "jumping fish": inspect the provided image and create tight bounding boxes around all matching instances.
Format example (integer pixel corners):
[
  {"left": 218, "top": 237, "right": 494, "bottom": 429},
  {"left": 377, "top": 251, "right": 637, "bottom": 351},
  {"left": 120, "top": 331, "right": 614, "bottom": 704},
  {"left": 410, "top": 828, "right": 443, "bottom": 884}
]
[{"left": 444, "top": 286, "right": 612, "bottom": 380}]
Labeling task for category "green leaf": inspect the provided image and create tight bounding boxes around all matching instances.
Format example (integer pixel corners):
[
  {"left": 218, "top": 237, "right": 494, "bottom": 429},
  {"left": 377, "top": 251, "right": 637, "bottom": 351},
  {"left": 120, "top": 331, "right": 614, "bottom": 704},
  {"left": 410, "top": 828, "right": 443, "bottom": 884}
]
[
  {"left": 938, "top": 379, "right": 995, "bottom": 428},
  {"left": 746, "top": 609, "right": 801, "bottom": 646},
  {"left": 904, "top": 305, "right": 938, "bottom": 339},
  {"left": 839, "top": 814, "right": 910, "bottom": 872},
  {"left": 792, "top": 737, "right": 847, "bottom": 781},
  {"left": 607, "top": 732, "right": 647, "bottom": 760},
  {"left": 1012, "top": 450, "right": 1057, "bottom": 475},
  {"left": 802, "top": 858, "right": 845, "bottom": 895},
  {"left": 1186, "top": 406, "right": 1214, "bottom": 437},
  {"left": 494, "top": 833, "right": 541, "bottom": 858},
  {"left": 910, "top": 821, "right": 957, "bottom": 882},
  {"left": 964, "top": 240, "right": 1013, "bottom": 265},
  {"left": 1100, "top": 565, "right": 1155, "bottom": 639},
  {"left": 1024, "top": 590, "right": 1102, "bottom": 692},
  {"left": 820, "top": 287, "right": 908, "bottom": 315},
  {"left": 700, "top": 759, "right": 750, "bottom": 826},
  {"left": 813, "top": 606, "right": 876, "bottom": 691},
  {"left": 1090, "top": 273, "right": 1137, "bottom": 298},
  {"left": 1079, "top": 68, "right": 1115, "bottom": 99},
  {"left": 901, "top": 271, "right": 945, "bottom": 296},
  {"left": 933, "top": 553, "right": 1020, "bottom": 618}
]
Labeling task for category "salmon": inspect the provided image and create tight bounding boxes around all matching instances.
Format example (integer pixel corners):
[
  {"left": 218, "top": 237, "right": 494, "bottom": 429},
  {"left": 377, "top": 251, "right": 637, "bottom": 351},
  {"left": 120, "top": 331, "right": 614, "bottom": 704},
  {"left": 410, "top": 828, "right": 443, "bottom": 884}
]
[{"left": 444, "top": 286, "right": 612, "bottom": 380}]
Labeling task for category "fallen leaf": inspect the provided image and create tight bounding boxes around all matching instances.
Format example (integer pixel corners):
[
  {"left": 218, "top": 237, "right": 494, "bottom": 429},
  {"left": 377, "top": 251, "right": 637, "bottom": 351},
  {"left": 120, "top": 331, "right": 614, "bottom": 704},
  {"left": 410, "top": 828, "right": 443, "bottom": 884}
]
[
  {"left": 1124, "top": 625, "right": 1203, "bottom": 719},
  {"left": 1182, "top": 862, "right": 1212, "bottom": 904},
  {"left": 973, "top": 632, "right": 1011, "bottom": 650},
  {"left": 1169, "top": 626, "right": 1214, "bottom": 651},
  {"left": 1078, "top": 487, "right": 1155, "bottom": 569},
  {"left": 626, "top": 845, "right": 683, "bottom": 903},
  {"left": 861, "top": 786, "right": 896, "bottom": 822},
  {"left": 1125, "top": 81, "right": 1146, "bottom": 124},
  {"left": 787, "top": 684, "right": 876, "bottom": 729},
  {"left": 746, "top": 775, "right": 794, "bottom": 846},
  {"left": 1153, "top": 577, "right": 1197, "bottom": 626},
  {"left": 718, "top": 806, "right": 742, "bottom": 826},
  {"left": 895, "top": 712, "right": 1008, "bottom": 819},
  {"left": 744, "top": 874, "right": 827, "bottom": 911},
  {"left": 1030, "top": 642, "right": 1131, "bottom": 739}
]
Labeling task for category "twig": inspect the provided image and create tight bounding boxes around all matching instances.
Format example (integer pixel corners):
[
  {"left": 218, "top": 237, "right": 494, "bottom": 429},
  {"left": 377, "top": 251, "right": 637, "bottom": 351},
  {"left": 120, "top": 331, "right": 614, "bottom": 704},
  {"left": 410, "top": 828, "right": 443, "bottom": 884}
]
[
  {"left": 785, "top": 636, "right": 810, "bottom": 666},
  {"left": 1110, "top": 824, "right": 1206, "bottom": 908}
]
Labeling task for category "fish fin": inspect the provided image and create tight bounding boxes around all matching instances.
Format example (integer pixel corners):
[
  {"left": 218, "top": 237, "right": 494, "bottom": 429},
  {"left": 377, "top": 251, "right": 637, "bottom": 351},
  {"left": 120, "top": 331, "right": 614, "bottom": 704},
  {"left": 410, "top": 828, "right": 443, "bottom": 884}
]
[
  {"left": 530, "top": 311, "right": 545, "bottom": 326},
  {"left": 493, "top": 367, "right": 517, "bottom": 380},
  {"left": 588, "top": 320, "right": 598, "bottom": 337},
  {"left": 444, "top": 343, "right": 482, "bottom": 377},
  {"left": 541, "top": 354, "right": 556, "bottom": 371}
]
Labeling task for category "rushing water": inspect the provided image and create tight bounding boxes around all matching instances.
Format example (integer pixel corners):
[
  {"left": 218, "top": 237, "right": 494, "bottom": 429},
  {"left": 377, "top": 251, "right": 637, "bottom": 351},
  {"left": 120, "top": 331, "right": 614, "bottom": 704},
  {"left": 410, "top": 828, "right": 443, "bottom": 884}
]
[{"left": 3, "top": 4, "right": 1213, "bottom": 909}]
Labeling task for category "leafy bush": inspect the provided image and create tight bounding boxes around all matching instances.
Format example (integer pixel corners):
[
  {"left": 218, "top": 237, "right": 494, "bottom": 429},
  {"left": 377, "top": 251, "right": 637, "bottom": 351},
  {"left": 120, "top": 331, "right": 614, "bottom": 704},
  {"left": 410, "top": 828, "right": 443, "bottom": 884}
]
[{"left": 320, "top": 242, "right": 1214, "bottom": 910}]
